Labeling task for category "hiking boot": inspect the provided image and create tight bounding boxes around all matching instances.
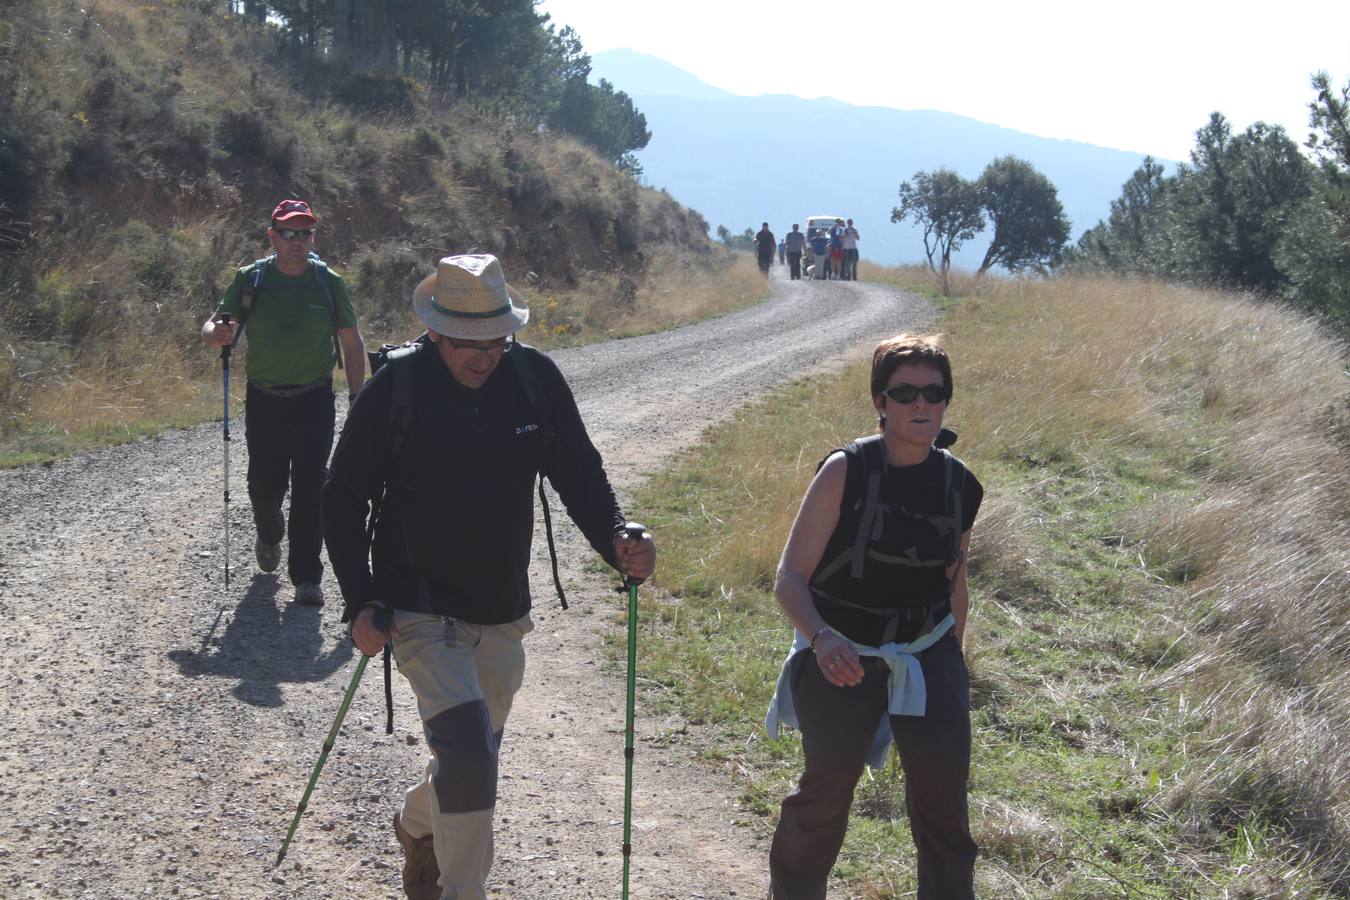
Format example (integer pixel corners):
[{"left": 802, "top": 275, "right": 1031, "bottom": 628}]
[
  {"left": 393, "top": 811, "right": 440, "bottom": 900},
  {"left": 294, "top": 583, "right": 324, "bottom": 607},
  {"left": 255, "top": 538, "right": 282, "bottom": 574}
]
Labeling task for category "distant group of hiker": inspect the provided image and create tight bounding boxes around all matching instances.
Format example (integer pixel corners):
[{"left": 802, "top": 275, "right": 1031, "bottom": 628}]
[
  {"left": 755, "top": 218, "right": 862, "bottom": 282},
  {"left": 201, "top": 198, "right": 978, "bottom": 900}
]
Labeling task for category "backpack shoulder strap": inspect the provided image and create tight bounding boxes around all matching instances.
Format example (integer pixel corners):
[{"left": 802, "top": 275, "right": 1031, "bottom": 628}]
[
  {"left": 382, "top": 341, "right": 422, "bottom": 468},
  {"left": 308, "top": 253, "right": 345, "bottom": 370},
  {"left": 848, "top": 435, "right": 887, "bottom": 578},
  {"left": 237, "top": 255, "right": 274, "bottom": 326},
  {"left": 809, "top": 435, "right": 883, "bottom": 586},
  {"left": 503, "top": 347, "right": 570, "bottom": 610},
  {"left": 503, "top": 347, "right": 549, "bottom": 429},
  {"left": 937, "top": 448, "right": 968, "bottom": 597}
]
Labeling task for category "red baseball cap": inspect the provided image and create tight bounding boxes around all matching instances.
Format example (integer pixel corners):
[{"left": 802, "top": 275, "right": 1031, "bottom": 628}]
[{"left": 270, "top": 199, "right": 317, "bottom": 226}]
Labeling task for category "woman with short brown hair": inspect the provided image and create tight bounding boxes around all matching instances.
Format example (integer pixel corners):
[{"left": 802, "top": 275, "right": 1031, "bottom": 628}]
[{"left": 766, "top": 333, "right": 981, "bottom": 899}]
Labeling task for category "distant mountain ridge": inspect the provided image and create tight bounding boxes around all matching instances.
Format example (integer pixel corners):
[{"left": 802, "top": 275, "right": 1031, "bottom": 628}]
[
  {"left": 587, "top": 48, "right": 736, "bottom": 101},
  {"left": 591, "top": 49, "right": 1165, "bottom": 268}
]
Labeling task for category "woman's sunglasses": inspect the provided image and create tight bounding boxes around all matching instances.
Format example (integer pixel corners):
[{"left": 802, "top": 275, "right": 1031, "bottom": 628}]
[{"left": 882, "top": 383, "right": 950, "bottom": 404}]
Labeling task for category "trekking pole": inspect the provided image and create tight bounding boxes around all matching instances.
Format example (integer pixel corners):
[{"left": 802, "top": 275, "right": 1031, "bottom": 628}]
[
  {"left": 218, "top": 313, "right": 234, "bottom": 588},
  {"left": 620, "top": 522, "right": 648, "bottom": 900},
  {"left": 274, "top": 608, "right": 393, "bottom": 868}
]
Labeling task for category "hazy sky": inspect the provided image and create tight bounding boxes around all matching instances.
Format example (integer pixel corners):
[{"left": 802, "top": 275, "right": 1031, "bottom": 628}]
[{"left": 538, "top": 0, "right": 1350, "bottom": 161}]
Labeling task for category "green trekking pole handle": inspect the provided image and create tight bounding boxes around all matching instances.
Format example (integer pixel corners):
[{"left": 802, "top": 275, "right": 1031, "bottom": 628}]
[
  {"left": 274, "top": 609, "right": 392, "bottom": 868},
  {"left": 620, "top": 522, "right": 647, "bottom": 900}
]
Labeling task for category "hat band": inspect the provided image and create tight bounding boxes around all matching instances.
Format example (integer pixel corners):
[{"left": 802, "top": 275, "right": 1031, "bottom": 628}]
[{"left": 430, "top": 298, "right": 513, "bottom": 320}]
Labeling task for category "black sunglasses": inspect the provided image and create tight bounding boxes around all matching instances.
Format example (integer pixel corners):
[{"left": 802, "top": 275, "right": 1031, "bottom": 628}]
[
  {"left": 273, "top": 227, "right": 315, "bottom": 241},
  {"left": 443, "top": 334, "right": 515, "bottom": 355},
  {"left": 882, "top": 383, "right": 950, "bottom": 404}
]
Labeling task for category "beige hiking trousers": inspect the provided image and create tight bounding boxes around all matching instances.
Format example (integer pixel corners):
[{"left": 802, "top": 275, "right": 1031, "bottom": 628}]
[{"left": 391, "top": 610, "right": 533, "bottom": 900}]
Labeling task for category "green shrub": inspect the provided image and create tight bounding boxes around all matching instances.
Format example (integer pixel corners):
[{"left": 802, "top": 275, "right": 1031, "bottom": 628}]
[
  {"left": 348, "top": 242, "right": 427, "bottom": 337},
  {"left": 0, "top": 121, "right": 40, "bottom": 222},
  {"left": 614, "top": 192, "right": 641, "bottom": 253},
  {"left": 506, "top": 155, "right": 555, "bottom": 212},
  {"left": 401, "top": 126, "right": 445, "bottom": 160},
  {"left": 217, "top": 107, "right": 294, "bottom": 180},
  {"left": 30, "top": 271, "right": 101, "bottom": 339},
  {"left": 332, "top": 71, "right": 422, "bottom": 115},
  {"left": 62, "top": 132, "right": 120, "bottom": 184}
]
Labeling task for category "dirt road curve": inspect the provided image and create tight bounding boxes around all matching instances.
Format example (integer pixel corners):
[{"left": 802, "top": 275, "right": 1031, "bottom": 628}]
[{"left": 0, "top": 269, "right": 930, "bottom": 899}]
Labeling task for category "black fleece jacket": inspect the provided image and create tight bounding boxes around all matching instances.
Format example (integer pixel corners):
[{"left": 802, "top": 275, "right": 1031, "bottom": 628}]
[{"left": 322, "top": 343, "right": 624, "bottom": 625}]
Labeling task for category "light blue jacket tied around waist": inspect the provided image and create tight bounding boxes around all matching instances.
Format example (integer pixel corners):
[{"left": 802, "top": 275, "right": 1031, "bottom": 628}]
[{"left": 763, "top": 613, "right": 955, "bottom": 770}]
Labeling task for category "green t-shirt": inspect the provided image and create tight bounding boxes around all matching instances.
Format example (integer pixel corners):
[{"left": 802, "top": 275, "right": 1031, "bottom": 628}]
[{"left": 216, "top": 260, "right": 358, "bottom": 387}]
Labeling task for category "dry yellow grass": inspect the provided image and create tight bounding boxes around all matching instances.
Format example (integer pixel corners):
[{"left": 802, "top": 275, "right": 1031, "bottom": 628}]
[
  {"left": 944, "top": 274, "right": 1349, "bottom": 888},
  {"left": 523, "top": 249, "right": 766, "bottom": 348},
  {"left": 858, "top": 260, "right": 981, "bottom": 299},
  {"left": 27, "top": 339, "right": 214, "bottom": 432}
]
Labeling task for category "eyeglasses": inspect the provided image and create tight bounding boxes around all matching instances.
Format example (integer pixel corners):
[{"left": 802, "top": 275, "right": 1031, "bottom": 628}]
[
  {"left": 273, "top": 227, "right": 315, "bottom": 241},
  {"left": 443, "top": 334, "right": 515, "bottom": 355},
  {"left": 882, "top": 383, "right": 949, "bottom": 405}
]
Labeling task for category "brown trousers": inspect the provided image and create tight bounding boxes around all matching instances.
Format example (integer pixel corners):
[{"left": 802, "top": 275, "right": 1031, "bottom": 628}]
[{"left": 769, "top": 633, "right": 976, "bottom": 899}]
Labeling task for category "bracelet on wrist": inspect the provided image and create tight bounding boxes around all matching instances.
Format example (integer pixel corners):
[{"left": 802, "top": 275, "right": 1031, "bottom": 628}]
[{"left": 809, "top": 626, "right": 832, "bottom": 650}]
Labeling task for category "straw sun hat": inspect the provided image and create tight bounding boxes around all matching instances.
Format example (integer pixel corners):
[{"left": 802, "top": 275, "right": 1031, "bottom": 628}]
[{"left": 412, "top": 254, "right": 529, "bottom": 340}]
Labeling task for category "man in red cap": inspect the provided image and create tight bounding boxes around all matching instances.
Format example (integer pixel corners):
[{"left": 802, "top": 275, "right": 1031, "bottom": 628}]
[{"left": 200, "top": 199, "right": 366, "bottom": 606}]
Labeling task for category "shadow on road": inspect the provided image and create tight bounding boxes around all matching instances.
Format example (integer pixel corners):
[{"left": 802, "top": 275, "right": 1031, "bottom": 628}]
[{"left": 166, "top": 573, "right": 354, "bottom": 707}]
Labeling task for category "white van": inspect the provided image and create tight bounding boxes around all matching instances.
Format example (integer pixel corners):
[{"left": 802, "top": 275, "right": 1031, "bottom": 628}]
[{"left": 805, "top": 215, "right": 843, "bottom": 239}]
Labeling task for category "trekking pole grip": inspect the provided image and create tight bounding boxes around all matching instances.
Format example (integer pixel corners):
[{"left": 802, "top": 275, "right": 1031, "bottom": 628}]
[
  {"left": 218, "top": 313, "right": 232, "bottom": 361},
  {"left": 622, "top": 522, "right": 648, "bottom": 587}
]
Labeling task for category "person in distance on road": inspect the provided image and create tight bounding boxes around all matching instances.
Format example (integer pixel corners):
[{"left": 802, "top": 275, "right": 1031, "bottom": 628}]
[
  {"left": 828, "top": 218, "right": 846, "bottom": 280},
  {"left": 755, "top": 222, "right": 777, "bottom": 275},
  {"left": 807, "top": 228, "right": 830, "bottom": 280},
  {"left": 765, "top": 334, "right": 982, "bottom": 899},
  {"left": 842, "top": 219, "right": 861, "bottom": 281},
  {"left": 322, "top": 253, "right": 655, "bottom": 900},
  {"left": 778, "top": 236, "right": 787, "bottom": 265},
  {"left": 199, "top": 199, "right": 366, "bottom": 607},
  {"left": 783, "top": 224, "right": 806, "bottom": 280}
]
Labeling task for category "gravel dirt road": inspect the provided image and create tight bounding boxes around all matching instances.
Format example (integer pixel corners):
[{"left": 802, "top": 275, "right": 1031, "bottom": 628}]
[{"left": 0, "top": 268, "right": 930, "bottom": 899}]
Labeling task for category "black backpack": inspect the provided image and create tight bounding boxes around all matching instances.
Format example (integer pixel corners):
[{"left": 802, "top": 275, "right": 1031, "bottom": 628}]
[{"left": 808, "top": 428, "right": 966, "bottom": 643}]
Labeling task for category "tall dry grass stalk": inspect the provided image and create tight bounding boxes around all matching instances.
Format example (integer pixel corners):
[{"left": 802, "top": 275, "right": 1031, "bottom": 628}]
[{"left": 947, "top": 275, "right": 1349, "bottom": 889}]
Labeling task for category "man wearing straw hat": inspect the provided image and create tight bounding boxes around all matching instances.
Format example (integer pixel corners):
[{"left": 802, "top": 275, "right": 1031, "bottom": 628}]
[{"left": 322, "top": 254, "right": 655, "bottom": 900}]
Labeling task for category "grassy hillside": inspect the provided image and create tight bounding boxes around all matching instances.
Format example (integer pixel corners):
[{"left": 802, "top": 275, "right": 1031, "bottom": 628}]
[
  {"left": 0, "top": 0, "right": 758, "bottom": 463},
  {"left": 626, "top": 273, "right": 1348, "bottom": 897}
]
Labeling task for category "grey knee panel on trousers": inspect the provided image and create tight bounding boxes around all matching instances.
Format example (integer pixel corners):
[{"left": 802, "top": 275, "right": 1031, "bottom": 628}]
[{"left": 427, "top": 699, "right": 498, "bottom": 813}]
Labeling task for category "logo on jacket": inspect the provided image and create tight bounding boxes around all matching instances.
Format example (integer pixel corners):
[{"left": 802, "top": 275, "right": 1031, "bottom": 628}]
[{"left": 516, "top": 423, "right": 539, "bottom": 434}]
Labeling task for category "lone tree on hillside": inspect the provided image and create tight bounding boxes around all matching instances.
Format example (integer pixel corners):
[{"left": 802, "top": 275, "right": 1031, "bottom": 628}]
[
  {"left": 976, "top": 156, "right": 1070, "bottom": 276},
  {"left": 891, "top": 168, "right": 984, "bottom": 295}
]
